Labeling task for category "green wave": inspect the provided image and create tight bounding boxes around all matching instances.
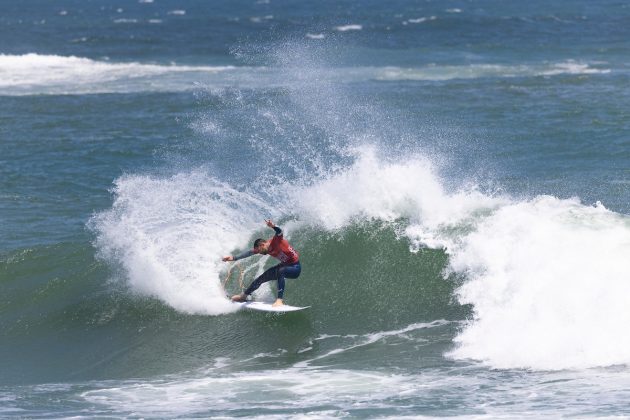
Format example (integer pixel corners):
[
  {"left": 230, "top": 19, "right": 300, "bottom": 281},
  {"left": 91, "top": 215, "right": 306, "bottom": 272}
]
[{"left": 0, "top": 223, "right": 466, "bottom": 385}]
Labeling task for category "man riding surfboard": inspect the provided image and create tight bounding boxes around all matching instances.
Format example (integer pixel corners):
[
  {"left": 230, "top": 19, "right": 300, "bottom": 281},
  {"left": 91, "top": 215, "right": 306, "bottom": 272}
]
[{"left": 222, "top": 220, "right": 301, "bottom": 307}]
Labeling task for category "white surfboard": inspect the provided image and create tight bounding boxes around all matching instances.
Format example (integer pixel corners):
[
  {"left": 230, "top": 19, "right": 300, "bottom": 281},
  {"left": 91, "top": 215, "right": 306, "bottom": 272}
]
[{"left": 236, "top": 301, "right": 310, "bottom": 313}]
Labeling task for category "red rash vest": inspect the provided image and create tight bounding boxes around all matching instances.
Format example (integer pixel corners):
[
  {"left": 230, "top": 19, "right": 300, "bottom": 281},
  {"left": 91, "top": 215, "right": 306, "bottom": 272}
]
[{"left": 268, "top": 233, "right": 299, "bottom": 264}]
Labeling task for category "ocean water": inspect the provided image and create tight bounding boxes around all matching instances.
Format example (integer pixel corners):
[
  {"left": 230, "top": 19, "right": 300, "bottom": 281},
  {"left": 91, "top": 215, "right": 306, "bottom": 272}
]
[{"left": 1, "top": 0, "right": 630, "bottom": 417}]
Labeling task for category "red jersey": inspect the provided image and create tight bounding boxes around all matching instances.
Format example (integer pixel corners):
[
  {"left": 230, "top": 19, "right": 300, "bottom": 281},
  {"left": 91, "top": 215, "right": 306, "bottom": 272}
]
[{"left": 267, "top": 233, "right": 300, "bottom": 264}]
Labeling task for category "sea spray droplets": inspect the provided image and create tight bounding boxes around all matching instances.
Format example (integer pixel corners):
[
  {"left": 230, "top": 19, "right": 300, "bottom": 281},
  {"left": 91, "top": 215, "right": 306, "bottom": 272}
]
[
  {"left": 294, "top": 147, "right": 503, "bottom": 234},
  {"left": 90, "top": 171, "right": 274, "bottom": 315}
]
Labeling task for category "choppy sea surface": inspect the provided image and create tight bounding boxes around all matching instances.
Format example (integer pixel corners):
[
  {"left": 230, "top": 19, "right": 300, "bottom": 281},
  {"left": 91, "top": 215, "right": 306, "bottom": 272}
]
[{"left": 1, "top": 0, "right": 630, "bottom": 417}]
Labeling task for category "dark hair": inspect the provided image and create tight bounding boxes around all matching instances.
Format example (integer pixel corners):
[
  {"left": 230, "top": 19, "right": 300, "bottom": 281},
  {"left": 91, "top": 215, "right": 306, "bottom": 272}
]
[{"left": 253, "top": 238, "right": 265, "bottom": 248}]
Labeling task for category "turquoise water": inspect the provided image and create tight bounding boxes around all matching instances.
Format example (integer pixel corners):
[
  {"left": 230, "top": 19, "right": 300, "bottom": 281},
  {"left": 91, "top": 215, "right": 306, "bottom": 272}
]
[{"left": 1, "top": 0, "right": 630, "bottom": 417}]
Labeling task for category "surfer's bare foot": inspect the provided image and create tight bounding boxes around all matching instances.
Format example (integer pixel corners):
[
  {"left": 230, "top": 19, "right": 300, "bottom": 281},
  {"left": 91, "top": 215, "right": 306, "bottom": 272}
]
[
  {"left": 272, "top": 298, "right": 284, "bottom": 307},
  {"left": 231, "top": 293, "right": 247, "bottom": 302}
]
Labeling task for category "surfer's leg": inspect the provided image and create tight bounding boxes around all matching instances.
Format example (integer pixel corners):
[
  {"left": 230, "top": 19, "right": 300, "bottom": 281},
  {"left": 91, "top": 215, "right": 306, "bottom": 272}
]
[
  {"left": 276, "top": 263, "right": 301, "bottom": 299},
  {"left": 277, "top": 269, "right": 285, "bottom": 299},
  {"left": 244, "top": 264, "right": 281, "bottom": 296}
]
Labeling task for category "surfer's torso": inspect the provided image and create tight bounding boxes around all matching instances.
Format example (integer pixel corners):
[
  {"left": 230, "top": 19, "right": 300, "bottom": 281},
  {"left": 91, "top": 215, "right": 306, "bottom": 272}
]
[{"left": 268, "top": 232, "right": 299, "bottom": 264}]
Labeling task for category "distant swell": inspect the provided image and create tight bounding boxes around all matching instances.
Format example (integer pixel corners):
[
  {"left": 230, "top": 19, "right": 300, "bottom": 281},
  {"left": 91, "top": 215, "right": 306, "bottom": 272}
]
[
  {"left": 375, "top": 61, "right": 611, "bottom": 82},
  {"left": 0, "top": 54, "right": 611, "bottom": 96}
]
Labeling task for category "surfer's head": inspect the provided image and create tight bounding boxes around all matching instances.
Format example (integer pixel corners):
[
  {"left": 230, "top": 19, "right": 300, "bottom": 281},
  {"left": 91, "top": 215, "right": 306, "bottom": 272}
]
[{"left": 253, "top": 238, "right": 269, "bottom": 254}]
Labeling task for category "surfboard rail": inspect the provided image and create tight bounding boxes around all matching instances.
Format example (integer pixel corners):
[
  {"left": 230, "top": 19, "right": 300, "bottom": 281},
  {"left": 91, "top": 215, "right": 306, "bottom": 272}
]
[{"left": 235, "top": 301, "right": 310, "bottom": 313}]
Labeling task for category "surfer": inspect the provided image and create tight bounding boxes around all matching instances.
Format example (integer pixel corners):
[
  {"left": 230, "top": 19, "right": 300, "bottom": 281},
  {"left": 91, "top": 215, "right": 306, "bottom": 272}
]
[{"left": 223, "top": 220, "right": 301, "bottom": 307}]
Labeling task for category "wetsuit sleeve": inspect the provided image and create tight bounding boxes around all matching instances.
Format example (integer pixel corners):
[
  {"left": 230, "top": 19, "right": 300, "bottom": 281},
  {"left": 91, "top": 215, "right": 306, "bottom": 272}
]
[
  {"left": 273, "top": 226, "right": 282, "bottom": 236},
  {"left": 233, "top": 249, "right": 255, "bottom": 261}
]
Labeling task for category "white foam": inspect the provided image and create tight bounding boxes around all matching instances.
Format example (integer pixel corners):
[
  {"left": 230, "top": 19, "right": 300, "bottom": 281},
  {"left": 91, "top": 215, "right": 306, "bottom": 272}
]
[
  {"left": 294, "top": 147, "right": 503, "bottom": 233},
  {"left": 81, "top": 368, "right": 420, "bottom": 417},
  {"left": 405, "top": 16, "right": 437, "bottom": 24},
  {"left": 0, "top": 393, "right": 20, "bottom": 414},
  {"left": 376, "top": 61, "right": 610, "bottom": 82},
  {"left": 250, "top": 15, "right": 274, "bottom": 23},
  {"left": 0, "top": 54, "right": 235, "bottom": 95},
  {"left": 90, "top": 171, "right": 276, "bottom": 315},
  {"left": 295, "top": 320, "right": 453, "bottom": 368},
  {"left": 305, "top": 33, "right": 326, "bottom": 40},
  {"left": 446, "top": 196, "right": 630, "bottom": 370},
  {"left": 167, "top": 9, "right": 186, "bottom": 15},
  {"left": 79, "top": 365, "right": 630, "bottom": 417},
  {"left": 542, "top": 60, "right": 611, "bottom": 75},
  {"left": 334, "top": 24, "right": 363, "bottom": 32}
]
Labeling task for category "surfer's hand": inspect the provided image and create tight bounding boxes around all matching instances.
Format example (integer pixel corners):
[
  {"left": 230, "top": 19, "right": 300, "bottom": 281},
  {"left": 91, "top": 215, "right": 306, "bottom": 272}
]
[
  {"left": 222, "top": 255, "right": 234, "bottom": 262},
  {"left": 265, "top": 219, "right": 275, "bottom": 229}
]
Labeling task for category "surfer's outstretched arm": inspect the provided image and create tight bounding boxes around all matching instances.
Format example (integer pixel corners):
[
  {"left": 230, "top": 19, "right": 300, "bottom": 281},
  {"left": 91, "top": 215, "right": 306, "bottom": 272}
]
[{"left": 222, "top": 249, "right": 255, "bottom": 262}]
